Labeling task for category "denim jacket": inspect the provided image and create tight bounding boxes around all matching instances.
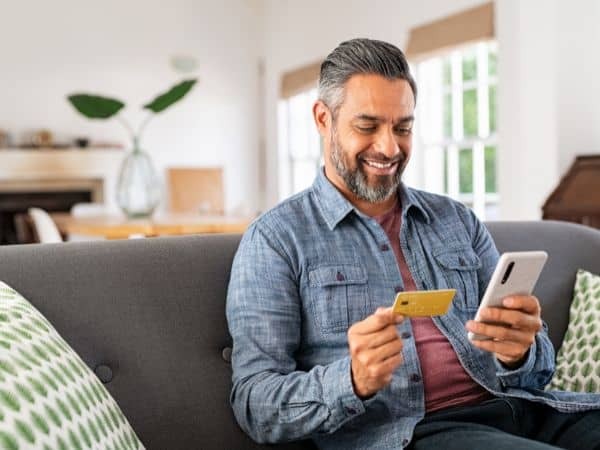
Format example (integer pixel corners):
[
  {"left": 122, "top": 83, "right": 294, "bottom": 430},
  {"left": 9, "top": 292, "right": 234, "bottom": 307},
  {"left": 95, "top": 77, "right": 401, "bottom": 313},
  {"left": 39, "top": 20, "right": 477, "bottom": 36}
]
[{"left": 226, "top": 169, "right": 600, "bottom": 449}]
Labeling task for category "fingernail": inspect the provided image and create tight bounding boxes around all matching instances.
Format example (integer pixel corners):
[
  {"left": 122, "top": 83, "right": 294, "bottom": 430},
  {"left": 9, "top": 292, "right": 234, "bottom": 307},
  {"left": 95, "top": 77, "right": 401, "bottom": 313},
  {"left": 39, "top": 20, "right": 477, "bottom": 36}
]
[
  {"left": 395, "top": 314, "right": 404, "bottom": 323},
  {"left": 503, "top": 297, "right": 515, "bottom": 307}
]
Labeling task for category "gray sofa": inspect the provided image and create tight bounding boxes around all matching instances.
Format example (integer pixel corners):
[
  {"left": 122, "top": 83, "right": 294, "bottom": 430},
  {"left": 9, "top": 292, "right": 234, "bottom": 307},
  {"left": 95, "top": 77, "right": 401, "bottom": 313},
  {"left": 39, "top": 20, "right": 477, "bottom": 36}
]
[{"left": 0, "top": 220, "right": 599, "bottom": 449}]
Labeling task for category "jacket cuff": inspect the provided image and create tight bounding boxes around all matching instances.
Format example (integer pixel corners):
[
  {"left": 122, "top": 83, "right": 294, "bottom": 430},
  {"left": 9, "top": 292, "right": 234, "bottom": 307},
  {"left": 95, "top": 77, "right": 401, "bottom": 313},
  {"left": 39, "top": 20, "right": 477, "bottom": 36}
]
[
  {"left": 495, "top": 340, "right": 537, "bottom": 386},
  {"left": 321, "top": 356, "right": 366, "bottom": 430}
]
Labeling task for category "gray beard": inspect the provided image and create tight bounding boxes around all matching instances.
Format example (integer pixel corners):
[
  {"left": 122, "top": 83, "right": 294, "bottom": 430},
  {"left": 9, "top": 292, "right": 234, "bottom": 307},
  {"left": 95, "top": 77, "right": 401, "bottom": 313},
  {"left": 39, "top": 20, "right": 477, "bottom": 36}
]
[{"left": 329, "top": 134, "right": 405, "bottom": 203}]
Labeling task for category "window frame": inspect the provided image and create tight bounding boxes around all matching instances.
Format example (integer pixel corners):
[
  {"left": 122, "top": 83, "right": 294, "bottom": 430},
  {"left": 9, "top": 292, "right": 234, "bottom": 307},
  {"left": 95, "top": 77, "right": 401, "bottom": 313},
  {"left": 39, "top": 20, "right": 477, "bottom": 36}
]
[{"left": 415, "top": 41, "right": 499, "bottom": 219}]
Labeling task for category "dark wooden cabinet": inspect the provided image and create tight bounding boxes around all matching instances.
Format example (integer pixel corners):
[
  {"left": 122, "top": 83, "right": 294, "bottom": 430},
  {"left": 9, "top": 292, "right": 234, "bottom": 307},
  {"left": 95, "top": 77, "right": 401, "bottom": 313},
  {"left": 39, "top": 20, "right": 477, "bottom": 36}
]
[{"left": 542, "top": 155, "right": 600, "bottom": 229}]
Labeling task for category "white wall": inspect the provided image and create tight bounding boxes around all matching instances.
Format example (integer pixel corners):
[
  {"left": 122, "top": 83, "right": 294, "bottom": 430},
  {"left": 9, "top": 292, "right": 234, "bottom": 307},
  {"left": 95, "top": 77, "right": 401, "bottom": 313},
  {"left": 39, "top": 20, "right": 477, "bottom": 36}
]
[
  {"left": 1, "top": 0, "right": 263, "bottom": 215},
  {"left": 262, "top": 0, "right": 600, "bottom": 220},
  {"left": 556, "top": 0, "right": 600, "bottom": 173},
  {"left": 496, "top": 0, "right": 559, "bottom": 220}
]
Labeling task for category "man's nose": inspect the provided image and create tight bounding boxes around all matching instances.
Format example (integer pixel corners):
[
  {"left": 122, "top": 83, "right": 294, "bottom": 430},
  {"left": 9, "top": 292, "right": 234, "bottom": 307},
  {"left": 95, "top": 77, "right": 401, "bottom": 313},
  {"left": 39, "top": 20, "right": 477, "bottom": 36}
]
[{"left": 373, "top": 128, "right": 400, "bottom": 158}]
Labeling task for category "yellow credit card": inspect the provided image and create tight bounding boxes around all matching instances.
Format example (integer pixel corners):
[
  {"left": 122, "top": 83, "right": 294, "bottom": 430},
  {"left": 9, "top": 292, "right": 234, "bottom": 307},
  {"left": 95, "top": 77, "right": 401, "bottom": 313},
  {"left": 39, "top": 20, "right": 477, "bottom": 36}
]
[{"left": 392, "top": 289, "right": 456, "bottom": 317}]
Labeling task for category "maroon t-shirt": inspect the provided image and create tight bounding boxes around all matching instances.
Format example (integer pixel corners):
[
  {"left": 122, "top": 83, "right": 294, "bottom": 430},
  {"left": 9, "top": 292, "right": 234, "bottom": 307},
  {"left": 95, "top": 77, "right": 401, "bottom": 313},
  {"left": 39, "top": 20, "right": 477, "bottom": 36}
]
[{"left": 374, "top": 200, "right": 491, "bottom": 413}]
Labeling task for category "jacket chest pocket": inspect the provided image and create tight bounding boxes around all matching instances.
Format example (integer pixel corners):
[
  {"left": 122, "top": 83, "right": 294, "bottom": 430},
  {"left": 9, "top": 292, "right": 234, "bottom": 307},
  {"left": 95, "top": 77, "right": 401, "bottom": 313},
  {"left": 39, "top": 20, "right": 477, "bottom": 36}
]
[
  {"left": 433, "top": 247, "right": 481, "bottom": 312},
  {"left": 308, "top": 264, "right": 369, "bottom": 335}
]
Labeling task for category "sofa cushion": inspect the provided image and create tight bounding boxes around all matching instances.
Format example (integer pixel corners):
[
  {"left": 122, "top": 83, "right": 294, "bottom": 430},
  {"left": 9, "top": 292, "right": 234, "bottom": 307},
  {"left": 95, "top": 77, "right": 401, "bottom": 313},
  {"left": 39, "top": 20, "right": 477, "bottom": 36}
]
[
  {"left": 0, "top": 281, "right": 145, "bottom": 449},
  {"left": 548, "top": 269, "right": 600, "bottom": 392}
]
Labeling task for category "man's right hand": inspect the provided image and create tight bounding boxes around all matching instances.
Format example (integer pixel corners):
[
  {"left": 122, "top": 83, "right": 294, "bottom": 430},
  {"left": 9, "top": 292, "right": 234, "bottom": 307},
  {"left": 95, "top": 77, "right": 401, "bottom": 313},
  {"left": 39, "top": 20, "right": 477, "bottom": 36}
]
[{"left": 348, "top": 307, "right": 404, "bottom": 399}]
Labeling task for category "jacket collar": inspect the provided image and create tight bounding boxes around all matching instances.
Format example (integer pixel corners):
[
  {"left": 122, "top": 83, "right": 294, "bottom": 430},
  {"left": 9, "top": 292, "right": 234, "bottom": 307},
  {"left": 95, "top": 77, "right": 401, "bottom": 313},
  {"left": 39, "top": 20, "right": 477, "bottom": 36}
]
[{"left": 312, "top": 168, "right": 431, "bottom": 230}]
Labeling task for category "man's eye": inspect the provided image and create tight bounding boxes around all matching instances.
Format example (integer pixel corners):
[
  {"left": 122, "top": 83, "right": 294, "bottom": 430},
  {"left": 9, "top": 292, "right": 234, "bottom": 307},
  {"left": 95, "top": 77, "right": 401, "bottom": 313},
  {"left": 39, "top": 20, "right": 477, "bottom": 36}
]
[
  {"left": 357, "top": 126, "right": 376, "bottom": 133},
  {"left": 395, "top": 128, "right": 412, "bottom": 136}
]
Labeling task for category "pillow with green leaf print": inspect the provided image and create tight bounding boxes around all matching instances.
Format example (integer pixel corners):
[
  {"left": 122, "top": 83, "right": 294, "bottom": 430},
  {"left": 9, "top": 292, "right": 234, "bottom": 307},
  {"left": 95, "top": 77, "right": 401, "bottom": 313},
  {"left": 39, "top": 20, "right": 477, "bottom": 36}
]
[
  {"left": 547, "top": 269, "right": 600, "bottom": 393},
  {"left": 0, "top": 281, "right": 145, "bottom": 450}
]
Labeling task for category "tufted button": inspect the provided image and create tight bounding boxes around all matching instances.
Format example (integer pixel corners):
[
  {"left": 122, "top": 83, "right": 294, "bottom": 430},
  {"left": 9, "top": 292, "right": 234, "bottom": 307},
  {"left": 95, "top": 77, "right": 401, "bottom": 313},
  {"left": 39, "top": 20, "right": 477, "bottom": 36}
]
[
  {"left": 94, "top": 364, "right": 113, "bottom": 384},
  {"left": 380, "top": 243, "right": 390, "bottom": 252},
  {"left": 401, "top": 332, "right": 412, "bottom": 339},
  {"left": 336, "top": 271, "right": 345, "bottom": 282},
  {"left": 222, "top": 347, "right": 232, "bottom": 363},
  {"left": 410, "top": 373, "right": 421, "bottom": 383}
]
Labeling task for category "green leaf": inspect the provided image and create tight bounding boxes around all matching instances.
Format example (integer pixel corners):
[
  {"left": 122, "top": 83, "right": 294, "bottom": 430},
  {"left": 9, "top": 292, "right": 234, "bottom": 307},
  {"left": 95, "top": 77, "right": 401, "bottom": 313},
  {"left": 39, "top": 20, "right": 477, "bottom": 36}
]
[
  {"left": 68, "top": 94, "right": 125, "bottom": 119},
  {"left": 582, "top": 362, "right": 592, "bottom": 377},
  {"left": 31, "top": 411, "right": 50, "bottom": 435},
  {"left": 57, "top": 435, "right": 68, "bottom": 450},
  {"left": 67, "top": 391, "right": 82, "bottom": 415},
  {"left": 143, "top": 79, "right": 197, "bottom": 113},
  {"left": 79, "top": 423, "right": 92, "bottom": 448},
  {"left": 28, "top": 376, "right": 48, "bottom": 397},
  {"left": 56, "top": 397, "right": 72, "bottom": 421},
  {"left": 585, "top": 378, "right": 597, "bottom": 393},
  {"left": 88, "top": 417, "right": 100, "bottom": 443},
  {"left": 15, "top": 381, "right": 35, "bottom": 404},
  {"left": 69, "top": 429, "right": 83, "bottom": 450},
  {"left": 0, "top": 389, "right": 20, "bottom": 412},
  {"left": 0, "top": 431, "right": 18, "bottom": 450},
  {"left": 0, "top": 360, "right": 17, "bottom": 377},
  {"left": 15, "top": 418, "right": 36, "bottom": 443},
  {"left": 45, "top": 404, "right": 62, "bottom": 427}
]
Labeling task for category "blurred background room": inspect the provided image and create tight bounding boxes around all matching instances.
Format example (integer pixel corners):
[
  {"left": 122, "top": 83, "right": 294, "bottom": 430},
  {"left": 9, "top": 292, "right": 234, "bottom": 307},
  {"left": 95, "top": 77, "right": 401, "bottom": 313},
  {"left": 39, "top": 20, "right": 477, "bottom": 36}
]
[{"left": 1, "top": 0, "right": 598, "bottom": 244}]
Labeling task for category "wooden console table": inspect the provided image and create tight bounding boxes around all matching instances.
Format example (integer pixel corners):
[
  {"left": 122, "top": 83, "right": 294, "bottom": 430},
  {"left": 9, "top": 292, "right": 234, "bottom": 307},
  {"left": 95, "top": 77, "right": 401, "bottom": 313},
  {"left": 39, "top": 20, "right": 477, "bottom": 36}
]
[{"left": 51, "top": 212, "right": 251, "bottom": 240}]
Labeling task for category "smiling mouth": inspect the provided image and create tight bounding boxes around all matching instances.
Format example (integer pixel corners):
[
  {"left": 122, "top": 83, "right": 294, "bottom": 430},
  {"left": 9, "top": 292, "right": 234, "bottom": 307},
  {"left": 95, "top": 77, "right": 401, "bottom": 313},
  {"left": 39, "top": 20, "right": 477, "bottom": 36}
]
[
  {"left": 360, "top": 158, "right": 401, "bottom": 175},
  {"left": 363, "top": 159, "right": 397, "bottom": 169}
]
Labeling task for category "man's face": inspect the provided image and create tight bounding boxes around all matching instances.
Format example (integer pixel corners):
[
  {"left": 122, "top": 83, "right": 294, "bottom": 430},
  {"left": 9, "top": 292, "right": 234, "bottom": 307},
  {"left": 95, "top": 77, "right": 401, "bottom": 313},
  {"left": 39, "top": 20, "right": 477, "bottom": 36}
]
[{"left": 316, "top": 74, "right": 415, "bottom": 204}]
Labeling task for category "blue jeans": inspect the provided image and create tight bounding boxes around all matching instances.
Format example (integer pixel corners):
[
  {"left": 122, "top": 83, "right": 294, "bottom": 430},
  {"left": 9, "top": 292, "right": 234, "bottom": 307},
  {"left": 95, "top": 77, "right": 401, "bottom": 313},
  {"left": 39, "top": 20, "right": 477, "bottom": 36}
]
[{"left": 409, "top": 398, "right": 600, "bottom": 450}]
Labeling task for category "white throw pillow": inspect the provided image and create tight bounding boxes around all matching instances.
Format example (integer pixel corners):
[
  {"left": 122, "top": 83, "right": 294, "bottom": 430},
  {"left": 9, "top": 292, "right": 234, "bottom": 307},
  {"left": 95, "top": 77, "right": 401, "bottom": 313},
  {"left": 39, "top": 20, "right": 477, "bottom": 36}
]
[
  {"left": 547, "top": 269, "right": 600, "bottom": 393},
  {"left": 0, "top": 281, "right": 145, "bottom": 449}
]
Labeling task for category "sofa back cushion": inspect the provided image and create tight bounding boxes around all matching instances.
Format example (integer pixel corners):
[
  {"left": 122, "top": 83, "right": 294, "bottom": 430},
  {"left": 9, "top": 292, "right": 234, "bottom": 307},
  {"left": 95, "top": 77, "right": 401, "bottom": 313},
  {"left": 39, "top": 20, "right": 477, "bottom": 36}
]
[{"left": 0, "top": 235, "right": 312, "bottom": 450}]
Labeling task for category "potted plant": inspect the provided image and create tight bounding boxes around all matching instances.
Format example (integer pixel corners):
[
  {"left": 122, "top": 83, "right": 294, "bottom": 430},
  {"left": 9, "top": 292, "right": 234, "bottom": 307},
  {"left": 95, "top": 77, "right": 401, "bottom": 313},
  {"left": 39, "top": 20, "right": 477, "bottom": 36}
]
[{"left": 67, "top": 79, "right": 197, "bottom": 217}]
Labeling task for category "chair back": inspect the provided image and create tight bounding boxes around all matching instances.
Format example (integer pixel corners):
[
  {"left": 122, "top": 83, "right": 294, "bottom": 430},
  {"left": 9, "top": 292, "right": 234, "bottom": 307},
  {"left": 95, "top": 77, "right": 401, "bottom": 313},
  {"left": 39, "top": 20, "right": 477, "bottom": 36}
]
[
  {"left": 28, "top": 207, "right": 62, "bottom": 243},
  {"left": 167, "top": 167, "right": 224, "bottom": 214}
]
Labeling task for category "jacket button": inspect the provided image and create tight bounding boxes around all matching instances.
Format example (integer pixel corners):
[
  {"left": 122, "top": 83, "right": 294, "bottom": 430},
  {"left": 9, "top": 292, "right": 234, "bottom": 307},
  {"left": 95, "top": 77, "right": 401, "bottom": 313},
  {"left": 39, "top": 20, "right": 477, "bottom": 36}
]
[
  {"left": 395, "top": 285, "right": 403, "bottom": 293},
  {"left": 410, "top": 373, "right": 421, "bottom": 383},
  {"left": 401, "top": 332, "right": 412, "bottom": 339},
  {"left": 94, "top": 364, "right": 113, "bottom": 384},
  {"left": 402, "top": 438, "right": 409, "bottom": 446},
  {"left": 380, "top": 243, "right": 390, "bottom": 251},
  {"left": 345, "top": 406, "right": 357, "bottom": 415},
  {"left": 222, "top": 347, "right": 232, "bottom": 363},
  {"left": 336, "top": 272, "right": 345, "bottom": 281}
]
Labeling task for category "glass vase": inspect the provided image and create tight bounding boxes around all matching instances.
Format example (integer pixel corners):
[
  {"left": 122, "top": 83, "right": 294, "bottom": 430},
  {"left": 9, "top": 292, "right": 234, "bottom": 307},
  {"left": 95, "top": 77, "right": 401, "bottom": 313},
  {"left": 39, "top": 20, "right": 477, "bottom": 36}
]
[{"left": 116, "top": 147, "right": 161, "bottom": 218}]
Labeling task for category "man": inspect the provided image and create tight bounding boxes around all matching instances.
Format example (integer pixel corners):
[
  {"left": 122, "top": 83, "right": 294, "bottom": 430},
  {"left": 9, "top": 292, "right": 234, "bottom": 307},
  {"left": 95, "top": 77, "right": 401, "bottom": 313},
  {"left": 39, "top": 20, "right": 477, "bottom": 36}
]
[{"left": 226, "top": 39, "right": 600, "bottom": 449}]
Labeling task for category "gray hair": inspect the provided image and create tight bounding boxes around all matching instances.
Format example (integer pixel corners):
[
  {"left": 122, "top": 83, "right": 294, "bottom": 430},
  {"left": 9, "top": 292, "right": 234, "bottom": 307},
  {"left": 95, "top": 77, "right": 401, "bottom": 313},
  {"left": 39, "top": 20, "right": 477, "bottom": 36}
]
[{"left": 318, "top": 38, "right": 417, "bottom": 117}]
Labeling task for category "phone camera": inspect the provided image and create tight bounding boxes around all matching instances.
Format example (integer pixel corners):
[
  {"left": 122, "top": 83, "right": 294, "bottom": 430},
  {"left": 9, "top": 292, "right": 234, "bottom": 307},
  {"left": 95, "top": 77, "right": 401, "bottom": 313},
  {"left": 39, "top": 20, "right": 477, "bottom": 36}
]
[{"left": 501, "top": 261, "right": 515, "bottom": 284}]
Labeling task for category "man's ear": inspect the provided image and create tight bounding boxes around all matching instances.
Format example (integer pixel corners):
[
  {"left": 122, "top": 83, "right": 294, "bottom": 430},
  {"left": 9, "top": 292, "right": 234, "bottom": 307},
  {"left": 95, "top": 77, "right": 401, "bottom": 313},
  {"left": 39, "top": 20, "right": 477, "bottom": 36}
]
[{"left": 313, "top": 100, "right": 331, "bottom": 137}]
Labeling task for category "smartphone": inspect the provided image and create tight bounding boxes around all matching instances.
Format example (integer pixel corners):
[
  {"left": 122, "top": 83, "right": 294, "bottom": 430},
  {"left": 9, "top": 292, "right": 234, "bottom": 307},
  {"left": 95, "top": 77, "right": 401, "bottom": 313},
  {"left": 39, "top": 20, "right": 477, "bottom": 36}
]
[{"left": 468, "top": 251, "right": 548, "bottom": 341}]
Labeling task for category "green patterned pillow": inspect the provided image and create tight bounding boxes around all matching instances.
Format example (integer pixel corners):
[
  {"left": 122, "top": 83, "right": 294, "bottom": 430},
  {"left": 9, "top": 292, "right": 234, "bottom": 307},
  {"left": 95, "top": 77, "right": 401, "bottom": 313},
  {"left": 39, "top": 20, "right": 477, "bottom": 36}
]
[
  {"left": 548, "top": 269, "right": 600, "bottom": 393},
  {"left": 0, "top": 281, "right": 145, "bottom": 450}
]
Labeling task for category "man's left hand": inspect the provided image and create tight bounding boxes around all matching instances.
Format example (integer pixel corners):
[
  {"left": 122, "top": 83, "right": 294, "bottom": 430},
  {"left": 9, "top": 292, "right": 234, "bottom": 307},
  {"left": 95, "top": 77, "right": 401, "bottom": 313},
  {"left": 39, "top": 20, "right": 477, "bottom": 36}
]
[{"left": 465, "top": 295, "right": 543, "bottom": 367}]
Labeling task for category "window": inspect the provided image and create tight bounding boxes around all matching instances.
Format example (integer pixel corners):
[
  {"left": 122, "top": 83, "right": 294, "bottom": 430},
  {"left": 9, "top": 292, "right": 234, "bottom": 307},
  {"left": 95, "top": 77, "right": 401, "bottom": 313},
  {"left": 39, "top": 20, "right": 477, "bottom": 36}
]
[
  {"left": 415, "top": 41, "right": 498, "bottom": 219},
  {"left": 278, "top": 87, "right": 322, "bottom": 198}
]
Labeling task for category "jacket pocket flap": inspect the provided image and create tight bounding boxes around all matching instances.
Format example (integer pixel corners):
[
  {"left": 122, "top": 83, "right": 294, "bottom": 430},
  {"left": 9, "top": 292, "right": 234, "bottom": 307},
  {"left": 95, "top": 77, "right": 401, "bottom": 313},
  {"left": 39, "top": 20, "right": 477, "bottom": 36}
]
[
  {"left": 433, "top": 247, "right": 481, "bottom": 271},
  {"left": 308, "top": 265, "right": 367, "bottom": 287}
]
